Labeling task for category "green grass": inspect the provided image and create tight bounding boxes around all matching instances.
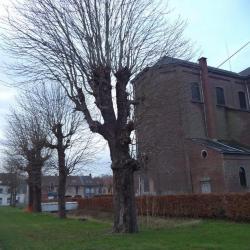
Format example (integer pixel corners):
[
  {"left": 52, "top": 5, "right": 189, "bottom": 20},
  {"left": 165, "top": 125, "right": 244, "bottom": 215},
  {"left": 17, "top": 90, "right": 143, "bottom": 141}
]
[{"left": 1, "top": 207, "right": 250, "bottom": 250}]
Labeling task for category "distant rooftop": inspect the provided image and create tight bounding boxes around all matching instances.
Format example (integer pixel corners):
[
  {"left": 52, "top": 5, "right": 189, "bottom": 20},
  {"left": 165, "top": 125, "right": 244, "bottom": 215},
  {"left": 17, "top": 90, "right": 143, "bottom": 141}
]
[
  {"left": 42, "top": 175, "right": 102, "bottom": 187},
  {"left": 42, "top": 175, "right": 89, "bottom": 186}
]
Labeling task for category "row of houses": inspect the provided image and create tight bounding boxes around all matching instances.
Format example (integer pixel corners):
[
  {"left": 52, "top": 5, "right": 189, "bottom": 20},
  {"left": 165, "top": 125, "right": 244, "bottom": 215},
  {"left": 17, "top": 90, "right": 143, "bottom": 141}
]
[
  {"left": 0, "top": 173, "right": 113, "bottom": 206},
  {"left": 42, "top": 174, "right": 113, "bottom": 200}
]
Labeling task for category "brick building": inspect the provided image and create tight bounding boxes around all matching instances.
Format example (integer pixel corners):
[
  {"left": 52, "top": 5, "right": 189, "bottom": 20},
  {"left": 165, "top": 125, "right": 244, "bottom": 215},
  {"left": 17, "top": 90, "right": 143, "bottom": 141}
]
[{"left": 134, "top": 56, "right": 250, "bottom": 195}]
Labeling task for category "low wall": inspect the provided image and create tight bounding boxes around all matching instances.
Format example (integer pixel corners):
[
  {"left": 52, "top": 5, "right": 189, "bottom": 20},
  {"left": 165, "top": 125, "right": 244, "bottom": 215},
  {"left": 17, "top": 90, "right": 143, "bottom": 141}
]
[{"left": 77, "top": 193, "right": 250, "bottom": 221}]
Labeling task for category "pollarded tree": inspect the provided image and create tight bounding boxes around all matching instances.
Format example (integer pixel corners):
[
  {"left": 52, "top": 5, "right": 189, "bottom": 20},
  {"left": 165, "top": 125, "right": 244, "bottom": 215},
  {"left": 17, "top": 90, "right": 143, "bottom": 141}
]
[
  {"left": 5, "top": 107, "right": 50, "bottom": 212},
  {"left": 22, "top": 84, "right": 95, "bottom": 218},
  {"left": 3, "top": 0, "right": 193, "bottom": 232}
]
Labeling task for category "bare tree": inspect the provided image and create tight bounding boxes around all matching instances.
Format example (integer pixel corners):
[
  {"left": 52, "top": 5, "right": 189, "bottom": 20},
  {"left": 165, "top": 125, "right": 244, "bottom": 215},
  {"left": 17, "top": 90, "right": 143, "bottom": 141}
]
[
  {"left": 5, "top": 107, "right": 50, "bottom": 212},
  {"left": 3, "top": 0, "right": 193, "bottom": 232},
  {"left": 23, "top": 84, "right": 95, "bottom": 218}
]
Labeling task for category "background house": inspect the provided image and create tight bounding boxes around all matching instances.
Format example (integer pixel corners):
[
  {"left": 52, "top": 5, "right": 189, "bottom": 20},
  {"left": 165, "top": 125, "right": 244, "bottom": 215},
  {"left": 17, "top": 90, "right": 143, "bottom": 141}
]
[
  {"left": 135, "top": 56, "right": 250, "bottom": 195},
  {"left": 92, "top": 175, "right": 113, "bottom": 196},
  {"left": 42, "top": 174, "right": 113, "bottom": 200},
  {"left": 0, "top": 173, "right": 27, "bottom": 206}
]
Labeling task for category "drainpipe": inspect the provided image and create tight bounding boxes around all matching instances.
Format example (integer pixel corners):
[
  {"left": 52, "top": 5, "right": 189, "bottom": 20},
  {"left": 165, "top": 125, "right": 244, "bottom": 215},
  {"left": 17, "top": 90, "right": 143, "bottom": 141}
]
[
  {"left": 245, "top": 80, "right": 250, "bottom": 109},
  {"left": 199, "top": 57, "right": 217, "bottom": 139}
]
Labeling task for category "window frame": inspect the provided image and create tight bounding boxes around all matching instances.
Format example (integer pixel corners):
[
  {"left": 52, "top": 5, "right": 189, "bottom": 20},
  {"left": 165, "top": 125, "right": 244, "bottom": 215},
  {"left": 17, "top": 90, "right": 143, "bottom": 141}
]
[
  {"left": 239, "top": 167, "right": 247, "bottom": 187},
  {"left": 238, "top": 91, "right": 247, "bottom": 110},
  {"left": 200, "top": 180, "right": 212, "bottom": 193},
  {"left": 191, "top": 82, "right": 201, "bottom": 102},
  {"left": 216, "top": 87, "right": 225, "bottom": 106}
]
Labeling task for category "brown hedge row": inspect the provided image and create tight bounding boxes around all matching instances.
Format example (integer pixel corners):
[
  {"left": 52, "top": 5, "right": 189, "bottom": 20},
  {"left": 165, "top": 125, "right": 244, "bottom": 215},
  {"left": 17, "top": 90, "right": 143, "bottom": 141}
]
[{"left": 77, "top": 193, "right": 250, "bottom": 221}]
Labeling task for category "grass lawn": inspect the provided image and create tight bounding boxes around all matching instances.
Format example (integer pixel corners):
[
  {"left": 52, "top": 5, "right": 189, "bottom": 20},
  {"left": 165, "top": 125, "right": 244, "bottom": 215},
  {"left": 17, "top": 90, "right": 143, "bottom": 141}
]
[{"left": 1, "top": 207, "right": 250, "bottom": 250}]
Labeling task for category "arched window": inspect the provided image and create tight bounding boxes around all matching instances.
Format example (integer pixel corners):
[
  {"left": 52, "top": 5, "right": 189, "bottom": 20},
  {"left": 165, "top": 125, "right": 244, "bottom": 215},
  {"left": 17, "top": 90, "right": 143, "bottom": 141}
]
[
  {"left": 191, "top": 83, "right": 201, "bottom": 101},
  {"left": 239, "top": 167, "right": 247, "bottom": 187}
]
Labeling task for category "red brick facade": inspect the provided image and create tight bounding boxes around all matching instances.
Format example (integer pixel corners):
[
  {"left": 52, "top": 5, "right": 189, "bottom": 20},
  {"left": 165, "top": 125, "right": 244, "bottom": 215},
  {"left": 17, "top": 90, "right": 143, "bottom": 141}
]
[{"left": 134, "top": 56, "right": 250, "bottom": 195}]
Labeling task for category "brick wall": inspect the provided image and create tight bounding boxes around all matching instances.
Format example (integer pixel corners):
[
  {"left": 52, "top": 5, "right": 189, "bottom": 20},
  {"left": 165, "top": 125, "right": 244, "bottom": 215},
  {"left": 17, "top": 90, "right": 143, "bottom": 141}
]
[
  {"left": 135, "top": 65, "right": 192, "bottom": 194},
  {"left": 186, "top": 141, "right": 226, "bottom": 193},
  {"left": 223, "top": 155, "right": 250, "bottom": 192}
]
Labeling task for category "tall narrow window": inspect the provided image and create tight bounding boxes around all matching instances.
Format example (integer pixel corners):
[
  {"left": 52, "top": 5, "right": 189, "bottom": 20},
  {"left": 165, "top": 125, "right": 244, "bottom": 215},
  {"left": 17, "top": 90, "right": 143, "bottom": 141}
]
[
  {"left": 191, "top": 83, "right": 201, "bottom": 101},
  {"left": 216, "top": 87, "right": 225, "bottom": 105},
  {"left": 238, "top": 91, "right": 247, "bottom": 110},
  {"left": 201, "top": 180, "right": 211, "bottom": 193},
  {"left": 239, "top": 167, "right": 247, "bottom": 187}
]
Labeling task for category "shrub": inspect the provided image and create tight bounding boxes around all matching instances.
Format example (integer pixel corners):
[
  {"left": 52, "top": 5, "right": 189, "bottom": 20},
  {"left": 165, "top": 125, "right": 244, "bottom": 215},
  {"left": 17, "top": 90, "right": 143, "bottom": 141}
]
[{"left": 77, "top": 193, "right": 250, "bottom": 221}]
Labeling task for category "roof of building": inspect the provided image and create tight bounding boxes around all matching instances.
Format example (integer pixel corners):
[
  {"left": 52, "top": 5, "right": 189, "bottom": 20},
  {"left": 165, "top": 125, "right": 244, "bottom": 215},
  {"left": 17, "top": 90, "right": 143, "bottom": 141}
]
[
  {"left": 42, "top": 176, "right": 83, "bottom": 186},
  {"left": 190, "top": 138, "right": 250, "bottom": 155},
  {"left": 239, "top": 67, "right": 250, "bottom": 77},
  {"left": 93, "top": 175, "right": 113, "bottom": 186},
  {"left": 42, "top": 175, "right": 102, "bottom": 187},
  {"left": 133, "top": 56, "right": 250, "bottom": 83},
  {"left": 155, "top": 56, "right": 249, "bottom": 79}
]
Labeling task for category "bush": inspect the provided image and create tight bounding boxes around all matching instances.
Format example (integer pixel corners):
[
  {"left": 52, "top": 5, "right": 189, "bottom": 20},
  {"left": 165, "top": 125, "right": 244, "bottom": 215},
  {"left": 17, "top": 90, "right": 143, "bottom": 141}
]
[{"left": 77, "top": 193, "right": 250, "bottom": 221}]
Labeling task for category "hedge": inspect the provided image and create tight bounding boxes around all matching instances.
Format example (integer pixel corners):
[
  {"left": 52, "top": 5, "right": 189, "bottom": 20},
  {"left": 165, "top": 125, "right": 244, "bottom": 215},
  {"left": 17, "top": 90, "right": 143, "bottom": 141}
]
[{"left": 77, "top": 193, "right": 250, "bottom": 221}]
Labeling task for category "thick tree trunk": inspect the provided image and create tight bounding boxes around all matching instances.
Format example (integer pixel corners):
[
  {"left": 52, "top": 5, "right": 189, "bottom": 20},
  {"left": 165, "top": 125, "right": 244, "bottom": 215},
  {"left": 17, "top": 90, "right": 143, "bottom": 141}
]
[
  {"left": 27, "top": 172, "right": 34, "bottom": 211},
  {"left": 32, "top": 167, "right": 42, "bottom": 212},
  {"left": 28, "top": 184, "right": 33, "bottom": 209},
  {"left": 113, "top": 167, "right": 138, "bottom": 233},
  {"left": 10, "top": 188, "right": 17, "bottom": 207},
  {"left": 33, "top": 184, "right": 41, "bottom": 212},
  {"left": 10, "top": 188, "right": 14, "bottom": 207},
  {"left": 11, "top": 174, "right": 18, "bottom": 207},
  {"left": 57, "top": 131, "right": 67, "bottom": 219},
  {"left": 110, "top": 143, "right": 138, "bottom": 233},
  {"left": 13, "top": 189, "right": 17, "bottom": 207},
  {"left": 58, "top": 157, "right": 67, "bottom": 219}
]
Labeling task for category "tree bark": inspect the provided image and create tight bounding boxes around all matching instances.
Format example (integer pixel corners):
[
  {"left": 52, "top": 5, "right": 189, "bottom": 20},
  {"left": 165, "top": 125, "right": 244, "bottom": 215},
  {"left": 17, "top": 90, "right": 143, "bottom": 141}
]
[
  {"left": 27, "top": 172, "right": 34, "bottom": 211},
  {"left": 10, "top": 187, "right": 17, "bottom": 207},
  {"left": 112, "top": 166, "right": 138, "bottom": 233},
  {"left": 58, "top": 150, "right": 67, "bottom": 219},
  {"left": 53, "top": 124, "right": 68, "bottom": 219},
  {"left": 32, "top": 166, "right": 42, "bottom": 212},
  {"left": 33, "top": 186, "right": 41, "bottom": 212},
  {"left": 110, "top": 141, "right": 138, "bottom": 233}
]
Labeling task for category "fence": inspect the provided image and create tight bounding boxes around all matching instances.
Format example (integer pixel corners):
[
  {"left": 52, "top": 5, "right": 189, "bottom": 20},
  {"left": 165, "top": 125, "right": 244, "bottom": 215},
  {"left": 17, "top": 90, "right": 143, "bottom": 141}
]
[{"left": 77, "top": 193, "right": 250, "bottom": 221}]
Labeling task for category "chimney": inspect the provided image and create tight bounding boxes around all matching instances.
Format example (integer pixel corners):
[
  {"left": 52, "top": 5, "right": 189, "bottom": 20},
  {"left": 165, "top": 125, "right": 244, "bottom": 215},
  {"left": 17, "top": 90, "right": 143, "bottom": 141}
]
[{"left": 199, "top": 57, "right": 217, "bottom": 139}]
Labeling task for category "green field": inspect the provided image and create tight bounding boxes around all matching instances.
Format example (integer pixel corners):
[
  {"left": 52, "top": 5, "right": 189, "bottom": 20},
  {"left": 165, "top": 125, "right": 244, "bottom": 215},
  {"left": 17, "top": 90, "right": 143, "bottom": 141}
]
[{"left": 1, "top": 207, "right": 250, "bottom": 250}]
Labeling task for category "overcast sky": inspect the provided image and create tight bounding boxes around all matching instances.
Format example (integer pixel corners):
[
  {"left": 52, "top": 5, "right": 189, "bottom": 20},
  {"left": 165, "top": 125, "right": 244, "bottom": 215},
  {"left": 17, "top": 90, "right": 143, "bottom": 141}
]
[{"left": 0, "top": 0, "right": 249, "bottom": 175}]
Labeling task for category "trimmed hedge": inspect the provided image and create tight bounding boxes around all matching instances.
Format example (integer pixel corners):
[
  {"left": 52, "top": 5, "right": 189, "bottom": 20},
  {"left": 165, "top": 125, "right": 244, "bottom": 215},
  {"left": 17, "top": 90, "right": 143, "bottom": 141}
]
[{"left": 77, "top": 193, "right": 250, "bottom": 221}]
